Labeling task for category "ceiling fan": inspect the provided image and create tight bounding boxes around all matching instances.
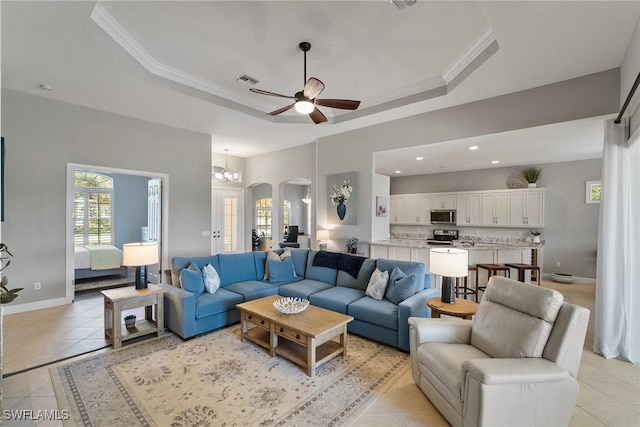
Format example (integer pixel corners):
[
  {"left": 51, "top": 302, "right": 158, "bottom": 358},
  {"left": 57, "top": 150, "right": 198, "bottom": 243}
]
[{"left": 250, "top": 42, "right": 361, "bottom": 124}]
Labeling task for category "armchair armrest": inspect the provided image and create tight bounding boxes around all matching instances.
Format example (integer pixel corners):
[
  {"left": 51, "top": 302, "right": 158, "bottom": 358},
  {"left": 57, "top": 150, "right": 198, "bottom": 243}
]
[
  {"left": 158, "top": 283, "right": 196, "bottom": 339},
  {"left": 462, "top": 357, "right": 571, "bottom": 385},
  {"left": 397, "top": 287, "right": 440, "bottom": 351},
  {"left": 409, "top": 317, "right": 472, "bottom": 346}
]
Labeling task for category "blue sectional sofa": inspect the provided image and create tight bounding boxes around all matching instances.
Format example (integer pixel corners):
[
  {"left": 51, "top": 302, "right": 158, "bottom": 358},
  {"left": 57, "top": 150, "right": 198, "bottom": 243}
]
[{"left": 159, "top": 249, "right": 439, "bottom": 351}]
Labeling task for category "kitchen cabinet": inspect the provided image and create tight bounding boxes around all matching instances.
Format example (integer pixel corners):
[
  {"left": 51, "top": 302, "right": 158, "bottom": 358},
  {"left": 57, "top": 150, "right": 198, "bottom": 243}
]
[
  {"left": 482, "top": 192, "right": 510, "bottom": 226},
  {"left": 430, "top": 194, "right": 456, "bottom": 210},
  {"left": 405, "top": 195, "right": 430, "bottom": 224},
  {"left": 369, "top": 244, "right": 389, "bottom": 260},
  {"left": 509, "top": 190, "right": 544, "bottom": 228},
  {"left": 389, "top": 195, "right": 405, "bottom": 224},
  {"left": 456, "top": 194, "right": 482, "bottom": 226}
]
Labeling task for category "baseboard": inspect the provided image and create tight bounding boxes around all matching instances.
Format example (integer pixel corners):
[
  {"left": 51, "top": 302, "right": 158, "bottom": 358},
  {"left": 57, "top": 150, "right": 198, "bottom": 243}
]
[
  {"left": 542, "top": 273, "right": 596, "bottom": 285},
  {"left": 2, "top": 297, "right": 69, "bottom": 315}
]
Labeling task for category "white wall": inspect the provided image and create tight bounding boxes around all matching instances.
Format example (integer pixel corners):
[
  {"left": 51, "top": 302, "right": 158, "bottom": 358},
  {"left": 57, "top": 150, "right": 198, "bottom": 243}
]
[
  {"left": 371, "top": 173, "right": 390, "bottom": 244},
  {"left": 2, "top": 89, "right": 212, "bottom": 310}
]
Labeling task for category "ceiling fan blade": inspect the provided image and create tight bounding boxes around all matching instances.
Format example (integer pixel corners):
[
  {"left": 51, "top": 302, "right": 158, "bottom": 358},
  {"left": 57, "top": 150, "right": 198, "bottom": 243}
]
[
  {"left": 267, "top": 103, "right": 295, "bottom": 116},
  {"left": 309, "top": 107, "right": 328, "bottom": 124},
  {"left": 249, "top": 88, "right": 295, "bottom": 99},
  {"left": 303, "top": 77, "right": 325, "bottom": 100},
  {"left": 315, "top": 98, "right": 361, "bottom": 110}
]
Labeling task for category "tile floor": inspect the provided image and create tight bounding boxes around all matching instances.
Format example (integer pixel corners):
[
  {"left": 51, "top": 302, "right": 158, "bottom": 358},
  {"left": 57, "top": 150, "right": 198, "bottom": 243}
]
[{"left": 1, "top": 280, "right": 638, "bottom": 426}]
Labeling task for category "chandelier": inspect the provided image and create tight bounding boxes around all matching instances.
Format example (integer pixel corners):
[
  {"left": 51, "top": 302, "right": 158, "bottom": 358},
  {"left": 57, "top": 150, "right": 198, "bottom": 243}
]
[
  {"left": 214, "top": 149, "right": 240, "bottom": 183},
  {"left": 302, "top": 186, "right": 311, "bottom": 204}
]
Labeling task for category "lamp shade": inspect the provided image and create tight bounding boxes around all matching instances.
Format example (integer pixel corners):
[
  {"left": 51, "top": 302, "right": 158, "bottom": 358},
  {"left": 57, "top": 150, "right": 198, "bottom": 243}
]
[
  {"left": 429, "top": 248, "right": 468, "bottom": 277},
  {"left": 122, "top": 242, "right": 159, "bottom": 267},
  {"left": 316, "top": 230, "right": 330, "bottom": 241}
]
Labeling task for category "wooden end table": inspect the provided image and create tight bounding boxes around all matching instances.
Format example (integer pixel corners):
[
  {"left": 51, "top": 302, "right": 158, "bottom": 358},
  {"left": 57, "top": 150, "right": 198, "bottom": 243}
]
[
  {"left": 237, "top": 295, "right": 353, "bottom": 377},
  {"left": 101, "top": 284, "right": 165, "bottom": 348},
  {"left": 427, "top": 297, "right": 478, "bottom": 320}
]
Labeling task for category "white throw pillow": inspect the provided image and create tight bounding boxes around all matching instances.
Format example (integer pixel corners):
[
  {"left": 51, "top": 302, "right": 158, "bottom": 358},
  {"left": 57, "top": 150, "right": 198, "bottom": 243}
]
[
  {"left": 365, "top": 268, "right": 389, "bottom": 301},
  {"left": 202, "top": 263, "right": 221, "bottom": 294},
  {"left": 263, "top": 249, "right": 294, "bottom": 280}
]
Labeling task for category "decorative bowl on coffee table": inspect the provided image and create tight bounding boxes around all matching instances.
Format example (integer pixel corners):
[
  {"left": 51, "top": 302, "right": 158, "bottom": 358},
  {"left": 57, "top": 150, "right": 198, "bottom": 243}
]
[{"left": 273, "top": 297, "right": 310, "bottom": 314}]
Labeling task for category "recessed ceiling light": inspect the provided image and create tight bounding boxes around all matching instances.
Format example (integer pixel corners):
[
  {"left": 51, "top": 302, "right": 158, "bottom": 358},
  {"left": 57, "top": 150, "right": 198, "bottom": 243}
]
[
  {"left": 415, "top": 157, "right": 424, "bottom": 161},
  {"left": 491, "top": 160, "right": 500, "bottom": 164},
  {"left": 469, "top": 146, "right": 479, "bottom": 150},
  {"left": 38, "top": 83, "right": 53, "bottom": 91},
  {"left": 395, "top": 170, "right": 401, "bottom": 174}
]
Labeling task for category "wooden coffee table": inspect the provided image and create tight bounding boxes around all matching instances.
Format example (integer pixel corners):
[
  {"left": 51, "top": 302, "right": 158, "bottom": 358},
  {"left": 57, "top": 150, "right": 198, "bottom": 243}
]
[
  {"left": 427, "top": 297, "right": 479, "bottom": 320},
  {"left": 237, "top": 295, "right": 353, "bottom": 377}
]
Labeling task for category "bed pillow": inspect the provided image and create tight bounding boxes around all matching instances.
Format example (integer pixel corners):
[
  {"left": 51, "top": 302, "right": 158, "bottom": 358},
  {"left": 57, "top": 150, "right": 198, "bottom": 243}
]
[
  {"left": 268, "top": 257, "right": 297, "bottom": 283},
  {"left": 202, "top": 263, "right": 221, "bottom": 294},
  {"left": 263, "top": 249, "right": 294, "bottom": 280},
  {"left": 180, "top": 268, "right": 205, "bottom": 296},
  {"left": 365, "top": 268, "right": 389, "bottom": 301},
  {"left": 385, "top": 266, "right": 416, "bottom": 304}
]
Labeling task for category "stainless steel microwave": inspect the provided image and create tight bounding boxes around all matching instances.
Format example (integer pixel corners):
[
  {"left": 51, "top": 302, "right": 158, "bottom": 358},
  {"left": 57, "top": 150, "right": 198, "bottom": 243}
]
[{"left": 430, "top": 210, "right": 456, "bottom": 224}]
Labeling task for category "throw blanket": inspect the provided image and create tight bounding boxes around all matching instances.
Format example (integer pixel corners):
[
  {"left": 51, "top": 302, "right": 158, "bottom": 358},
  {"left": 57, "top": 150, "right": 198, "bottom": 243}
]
[
  {"left": 81, "top": 245, "right": 122, "bottom": 270},
  {"left": 313, "top": 251, "right": 366, "bottom": 278}
]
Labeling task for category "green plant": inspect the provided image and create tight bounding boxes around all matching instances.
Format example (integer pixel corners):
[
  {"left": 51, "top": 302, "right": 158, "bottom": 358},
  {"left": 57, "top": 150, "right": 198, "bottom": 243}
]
[
  {"left": 345, "top": 237, "right": 359, "bottom": 253},
  {"left": 1, "top": 243, "right": 22, "bottom": 304},
  {"left": 522, "top": 167, "right": 542, "bottom": 183},
  {"left": 529, "top": 229, "right": 541, "bottom": 236},
  {"left": 124, "top": 314, "right": 136, "bottom": 321}
]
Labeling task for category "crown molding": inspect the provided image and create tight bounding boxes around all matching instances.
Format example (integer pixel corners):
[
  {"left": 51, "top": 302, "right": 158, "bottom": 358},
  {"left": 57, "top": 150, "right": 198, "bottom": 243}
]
[{"left": 443, "top": 27, "right": 497, "bottom": 84}]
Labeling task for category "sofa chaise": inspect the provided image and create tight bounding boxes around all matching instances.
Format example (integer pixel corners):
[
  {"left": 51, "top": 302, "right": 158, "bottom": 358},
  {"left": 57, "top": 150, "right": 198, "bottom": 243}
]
[{"left": 159, "top": 248, "right": 440, "bottom": 351}]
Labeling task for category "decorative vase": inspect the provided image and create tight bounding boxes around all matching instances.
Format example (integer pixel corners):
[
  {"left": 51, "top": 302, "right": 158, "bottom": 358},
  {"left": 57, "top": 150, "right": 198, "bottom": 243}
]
[
  {"left": 348, "top": 247, "right": 357, "bottom": 254},
  {"left": 533, "top": 235, "right": 541, "bottom": 244},
  {"left": 528, "top": 183, "right": 537, "bottom": 188},
  {"left": 336, "top": 202, "right": 346, "bottom": 220},
  {"left": 125, "top": 316, "right": 136, "bottom": 329}
]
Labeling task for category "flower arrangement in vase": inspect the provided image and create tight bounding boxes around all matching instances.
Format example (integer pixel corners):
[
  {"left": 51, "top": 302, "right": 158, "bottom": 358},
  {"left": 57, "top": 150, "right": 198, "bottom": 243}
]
[
  {"left": 330, "top": 180, "right": 353, "bottom": 220},
  {"left": 345, "top": 237, "right": 359, "bottom": 254},
  {"left": 522, "top": 167, "right": 542, "bottom": 188},
  {"left": 529, "top": 229, "right": 541, "bottom": 244},
  {"left": 124, "top": 314, "right": 137, "bottom": 329}
]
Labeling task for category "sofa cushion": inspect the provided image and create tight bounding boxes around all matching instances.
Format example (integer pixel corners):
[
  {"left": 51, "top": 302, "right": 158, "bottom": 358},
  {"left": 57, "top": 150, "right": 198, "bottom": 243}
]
[
  {"left": 377, "top": 258, "right": 425, "bottom": 292},
  {"left": 202, "top": 263, "right": 221, "bottom": 294},
  {"left": 305, "top": 250, "right": 338, "bottom": 284},
  {"left": 289, "top": 249, "right": 309, "bottom": 277},
  {"left": 471, "top": 276, "right": 564, "bottom": 358},
  {"left": 263, "top": 249, "right": 293, "bottom": 280},
  {"left": 278, "top": 279, "right": 333, "bottom": 299},
  {"left": 268, "top": 257, "right": 297, "bottom": 283},
  {"left": 417, "top": 342, "right": 490, "bottom": 410},
  {"left": 337, "top": 258, "right": 377, "bottom": 290},
  {"left": 309, "top": 287, "right": 365, "bottom": 314},
  {"left": 365, "top": 268, "right": 389, "bottom": 300},
  {"left": 224, "top": 280, "right": 278, "bottom": 301},
  {"left": 337, "top": 253, "right": 367, "bottom": 278},
  {"left": 348, "top": 297, "right": 399, "bottom": 331},
  {"left": 385, "top": 266, "right": 416, "bottom": 304},
  {"left": 195, "top": 288, "right": 244, "bottom": 319},
  {"left": 218, "top": 252, "right": 258, "bottom": 286},
  {"left": 253, "top": 251, "right": 267, "bottom": 280},
  {"left": 172, "top": 256, "right": 219, "bottom": 287},
  {"left": 180, "top": 268, "right": 205, "bottom": 296}
]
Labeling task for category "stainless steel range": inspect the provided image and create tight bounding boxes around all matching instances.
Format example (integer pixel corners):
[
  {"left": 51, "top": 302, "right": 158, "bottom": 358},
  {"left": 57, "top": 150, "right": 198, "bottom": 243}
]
[{"left": 427, "top": 229, "right": 459, "bottom": 246}]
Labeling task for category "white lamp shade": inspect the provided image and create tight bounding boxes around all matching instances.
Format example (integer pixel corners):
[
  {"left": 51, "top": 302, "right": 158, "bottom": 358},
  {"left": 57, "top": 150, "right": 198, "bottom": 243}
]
[
  {"left": 430, "top": 248, "right": 468, "bottom": 277},
  {"left": 316, "top": 230, "right": 330, "bottom": 241},
  {"left": 122, "top": 242, "right": 159, "bottom": 266}
]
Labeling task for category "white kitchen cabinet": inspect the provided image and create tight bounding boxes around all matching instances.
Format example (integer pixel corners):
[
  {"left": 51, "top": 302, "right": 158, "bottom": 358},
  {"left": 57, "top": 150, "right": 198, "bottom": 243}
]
[
  {"left": 510, "top": 190, "right": 544, "bottom": 228},
  {"left": 369, "top": 244, "right": 389, "bottom": 259},
  {"left": 456, "top": 194, "right": 482, "bottom": 226},
  {"left": 405, "top": 195, "right": 431, "bottom": 224},
  {"left": 389, "top": 246, "right": 412, "bottom": 261},
  {"left": 482, "top": 192, "right": 510, "bottom": 226},
  {"left": 430, "top": 194, "right": 456, "bottom": 210},
  {"left": 389, "top": 195, "right": 405, "bottom": 224}
]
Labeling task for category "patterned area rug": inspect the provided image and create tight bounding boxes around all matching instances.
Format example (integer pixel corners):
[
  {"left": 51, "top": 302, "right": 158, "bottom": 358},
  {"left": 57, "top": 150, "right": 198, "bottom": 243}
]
[{"left": 50, "top": 326, "right": 409, "bottom": 426}]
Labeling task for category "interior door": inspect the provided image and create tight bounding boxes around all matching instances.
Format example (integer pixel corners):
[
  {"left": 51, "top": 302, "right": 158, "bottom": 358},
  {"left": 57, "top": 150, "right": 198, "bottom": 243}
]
[
  {"left": 212, "top": 188, "right": 244, "bottom": 254},
  {"left": 147, "top": 178, "right": 162, "bottom": 282}
]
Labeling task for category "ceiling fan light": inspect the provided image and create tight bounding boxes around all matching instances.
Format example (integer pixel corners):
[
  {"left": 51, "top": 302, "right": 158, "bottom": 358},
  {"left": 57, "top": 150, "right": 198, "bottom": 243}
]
[{"left": 294, "top": 100, "right": 315, "bottom": 114}]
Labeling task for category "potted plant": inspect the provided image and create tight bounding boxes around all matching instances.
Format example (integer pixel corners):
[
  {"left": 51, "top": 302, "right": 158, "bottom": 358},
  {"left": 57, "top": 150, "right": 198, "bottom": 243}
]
[
  {"left": 530, "top": 229, "right": 542, "bottom": 244},
  {"left": 124, "top": 314, "right": 137, "bottom": 329},
  {"left": 522, "top": 167, "right": 542, "bottom": 188},
  {"left": 1, "top": 243, "right": 22, "bottom": 398},
  {"left": 345, "top": 237, "right": 359, "bottom": 254}
]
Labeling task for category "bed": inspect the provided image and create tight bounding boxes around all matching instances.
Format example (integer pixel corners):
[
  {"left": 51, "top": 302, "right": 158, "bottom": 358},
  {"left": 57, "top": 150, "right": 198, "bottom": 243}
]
[{"left": 74, "top": 245, "right": 126, "bottom": 280}]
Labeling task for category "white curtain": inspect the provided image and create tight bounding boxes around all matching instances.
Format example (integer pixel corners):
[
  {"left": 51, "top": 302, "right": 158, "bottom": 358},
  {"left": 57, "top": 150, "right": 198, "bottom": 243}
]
[{"left": 594, "top": 118, "right": 640, "bottom": 363}]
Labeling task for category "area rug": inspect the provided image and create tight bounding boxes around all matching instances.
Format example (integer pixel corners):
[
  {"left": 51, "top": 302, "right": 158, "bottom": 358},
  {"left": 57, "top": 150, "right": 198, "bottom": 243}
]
[{"left": 50, "top": 326, "right": 409, "bottom": 426}]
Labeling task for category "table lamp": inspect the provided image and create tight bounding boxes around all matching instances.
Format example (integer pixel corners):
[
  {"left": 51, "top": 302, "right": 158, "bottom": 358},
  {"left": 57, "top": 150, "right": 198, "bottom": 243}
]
[
  {"left": 316, "top": 230, "right": 330, "bottom": 251},
  {"left": 123, "top": 242, "right": 159, "bottom": 290},
  {"left": 430, "top": 248, "right": 468, "bottom": 304}
]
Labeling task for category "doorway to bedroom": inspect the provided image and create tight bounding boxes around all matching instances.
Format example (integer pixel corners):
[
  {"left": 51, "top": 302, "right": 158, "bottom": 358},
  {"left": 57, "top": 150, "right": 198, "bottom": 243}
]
[{"left": 66, "top": 163, "right": 169, "bottom": 302}]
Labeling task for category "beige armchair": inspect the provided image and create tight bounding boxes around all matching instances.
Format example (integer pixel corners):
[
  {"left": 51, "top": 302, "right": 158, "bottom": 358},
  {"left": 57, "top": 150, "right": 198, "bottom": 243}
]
[{"left": 409, "top": 276, "right": 590, "bottom": 427}]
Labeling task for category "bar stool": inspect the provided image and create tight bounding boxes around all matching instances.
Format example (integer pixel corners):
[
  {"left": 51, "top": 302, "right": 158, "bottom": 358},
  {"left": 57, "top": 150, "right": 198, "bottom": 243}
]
[
  {"left": 476, "top": 264, "right": 511, "bottom": 295},
  {"left": 505, "top": 263, "right": 541, "bottom": 285},
  {"left": 456, "top": 265, "right": 478, "bottom": 301}
]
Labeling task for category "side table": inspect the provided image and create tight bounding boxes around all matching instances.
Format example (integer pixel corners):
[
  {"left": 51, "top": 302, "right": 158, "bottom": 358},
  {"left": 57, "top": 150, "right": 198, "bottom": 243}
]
[
  {"left": 427, "top": 297, "right": 479, "bottom": 320},
  {"left": 101, "top": 284, "right": 165, "bottom": 348}
]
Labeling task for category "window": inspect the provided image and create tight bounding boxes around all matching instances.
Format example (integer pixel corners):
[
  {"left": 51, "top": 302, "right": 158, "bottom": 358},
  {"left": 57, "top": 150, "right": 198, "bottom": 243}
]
[
  {"left": 255, "top": 198, "right": 290, "bottom": 237},
  {"left": 74, "top": 171, "right": 114, "bottom": 245}
]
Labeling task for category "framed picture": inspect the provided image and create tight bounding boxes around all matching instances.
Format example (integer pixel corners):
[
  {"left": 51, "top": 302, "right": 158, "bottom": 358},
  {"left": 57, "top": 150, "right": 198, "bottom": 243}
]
[
  {"left": 586, "top": 180, "right": 602, "bottom": 204},
  {"left": 376, "top": 196, "right": 388, "bottom": 217},
  {"left": 327, "top": 172, "right": 358, "bottom": 225}
]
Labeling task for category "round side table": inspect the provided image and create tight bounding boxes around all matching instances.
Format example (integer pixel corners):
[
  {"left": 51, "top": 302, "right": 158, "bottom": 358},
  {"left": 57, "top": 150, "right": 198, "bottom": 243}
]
[{"left": 427, "top": 297, "right": 479, "bottom": 320}]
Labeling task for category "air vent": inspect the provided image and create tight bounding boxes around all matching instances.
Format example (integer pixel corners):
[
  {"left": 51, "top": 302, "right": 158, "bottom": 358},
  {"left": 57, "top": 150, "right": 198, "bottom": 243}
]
[
  {"left": 391, "top": 0, "right": 417, "bottom": 11},
  {"left": 235, "top": 74, "right": 259, "bottom": 86}
]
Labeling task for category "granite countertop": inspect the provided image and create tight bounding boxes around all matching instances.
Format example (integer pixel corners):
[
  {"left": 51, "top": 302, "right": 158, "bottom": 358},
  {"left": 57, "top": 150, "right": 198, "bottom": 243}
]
[{"left": 370, "top": 239, "right": 544, "bottom": 250}]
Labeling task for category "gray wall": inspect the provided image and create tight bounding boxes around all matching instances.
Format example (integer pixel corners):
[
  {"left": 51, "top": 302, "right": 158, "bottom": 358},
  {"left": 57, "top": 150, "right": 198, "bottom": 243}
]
[
  {"left": 391, "top": 159, "right": 602, "bottom": 278},
  {"left": 2, "top": 89, "right": 211, "bottom": 308},
  {"left": 108, "top": 172, "right": 149, "bottom": 248}
]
